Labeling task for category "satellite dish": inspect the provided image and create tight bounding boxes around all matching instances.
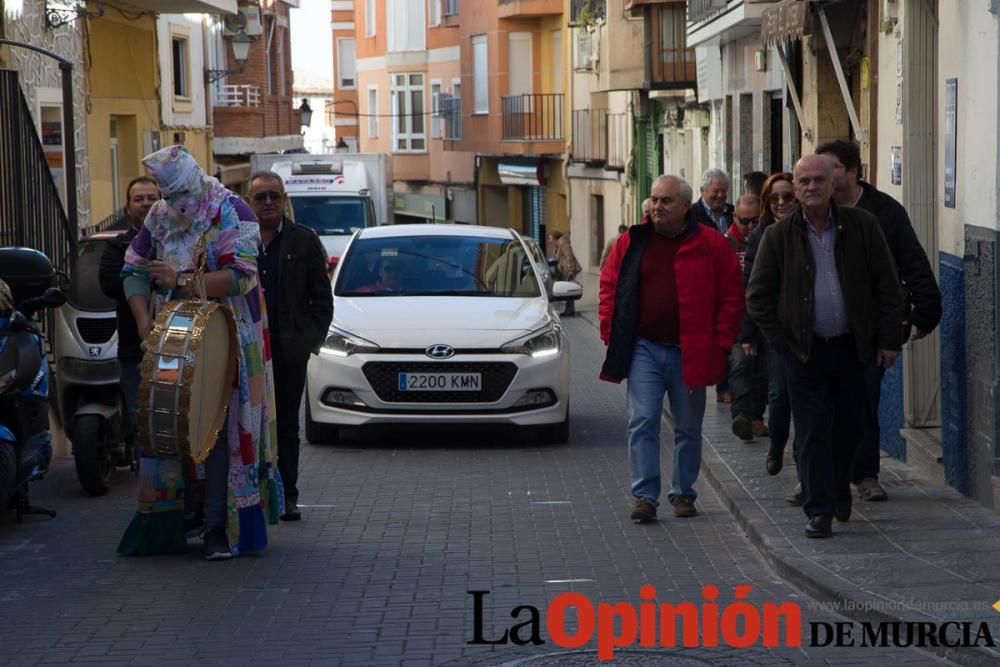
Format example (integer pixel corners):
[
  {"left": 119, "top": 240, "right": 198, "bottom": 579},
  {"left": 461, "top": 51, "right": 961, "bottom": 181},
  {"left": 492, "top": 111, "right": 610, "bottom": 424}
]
[{"left": 223, "top": 13, "right": 247, "bottom": 34}]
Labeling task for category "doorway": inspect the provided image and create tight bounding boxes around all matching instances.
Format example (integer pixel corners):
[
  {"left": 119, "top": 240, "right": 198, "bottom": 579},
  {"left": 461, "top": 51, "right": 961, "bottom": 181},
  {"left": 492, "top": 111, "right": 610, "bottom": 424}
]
[{"left": 768, "top": 94, "right": 784, "bottom": 174}]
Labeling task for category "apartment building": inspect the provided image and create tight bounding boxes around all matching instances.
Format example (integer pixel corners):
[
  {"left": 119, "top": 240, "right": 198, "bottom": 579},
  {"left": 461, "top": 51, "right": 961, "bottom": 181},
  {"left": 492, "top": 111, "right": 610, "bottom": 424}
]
[
  {"left": 330, "top": 0, "right": 358, "bottom": 151},
  {"left": 354, "top": 0, "right": 476, "bottom": 224},
  {"left": 211, "top": 0, "right": 303, "bottom": 192}
]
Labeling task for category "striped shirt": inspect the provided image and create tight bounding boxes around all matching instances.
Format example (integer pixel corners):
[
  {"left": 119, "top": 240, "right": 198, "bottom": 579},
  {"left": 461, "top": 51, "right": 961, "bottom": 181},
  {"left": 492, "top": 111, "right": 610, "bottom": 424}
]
[{"left": 807, "top": 214, "right": 850, "bottom": 337}]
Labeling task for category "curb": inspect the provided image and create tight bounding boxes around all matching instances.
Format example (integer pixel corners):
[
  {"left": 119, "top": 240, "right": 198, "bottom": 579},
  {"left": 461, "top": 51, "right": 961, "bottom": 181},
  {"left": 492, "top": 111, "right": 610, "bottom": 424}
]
[{"left": 575, "top": 309, "right": 999, "bottom": 667}]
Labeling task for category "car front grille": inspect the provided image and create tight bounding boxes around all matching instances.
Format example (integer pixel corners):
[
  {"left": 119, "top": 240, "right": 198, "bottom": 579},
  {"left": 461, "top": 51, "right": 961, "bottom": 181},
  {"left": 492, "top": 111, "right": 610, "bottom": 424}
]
[
  {"left": 76, "top": 317, "right": 117, "bottom": 344},
  {"left": 362, "top": 361, "right": 518, "bottom": 403}
]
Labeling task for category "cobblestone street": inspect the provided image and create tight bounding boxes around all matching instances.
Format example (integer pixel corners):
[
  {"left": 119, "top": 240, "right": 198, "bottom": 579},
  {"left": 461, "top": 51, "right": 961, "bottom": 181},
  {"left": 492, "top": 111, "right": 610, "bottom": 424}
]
[{"left": 0, "top": 317, "right": 950, "bottom": 666}]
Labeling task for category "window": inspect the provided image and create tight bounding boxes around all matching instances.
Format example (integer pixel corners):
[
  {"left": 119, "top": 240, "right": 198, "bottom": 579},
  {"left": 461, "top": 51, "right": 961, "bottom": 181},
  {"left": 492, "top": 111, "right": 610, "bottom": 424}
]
[
  {"left": 365, "top": 0, "right": 375, "bottom": 36},
  {"left": 171, "top": 37, "right": 189, "bottom": 98},
  {"left": 429, "top": 0, "right": 440, "bottom": 26},
  {"left": 391, "top": 73, "right": 425, "bottom": 153},
  {"left": 508, "top": 32, "right": 532, "bottom": 96},
  {"left": 368, "top": 86, "right": 379, "bottom": 138},
  {"left": 590, "top": 195, "right": 605, "bottom": 267},
  {"left": 338, "top": 39, "right": 357, "bottom": 89},
  {"left": 388, "top": 0, "right": 425, "bottom": 52},
  {"left": 443, "top": 0, "right": 459, "bottom": 16},
  {"left": 472, "top": 34, "right": 488, "bottom": 114},
  {"left": 431, "top": 81, "right": 442, "bottom": 139},
  {"left": 443, "top": 78, "right": 462, "bottom": 140}
]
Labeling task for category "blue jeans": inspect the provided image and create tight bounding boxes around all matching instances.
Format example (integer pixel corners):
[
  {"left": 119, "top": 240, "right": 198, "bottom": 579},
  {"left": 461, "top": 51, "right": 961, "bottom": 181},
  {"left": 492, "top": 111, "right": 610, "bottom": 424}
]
[{"left": 626, "top": 339, "right": 707, "bottom": 505}]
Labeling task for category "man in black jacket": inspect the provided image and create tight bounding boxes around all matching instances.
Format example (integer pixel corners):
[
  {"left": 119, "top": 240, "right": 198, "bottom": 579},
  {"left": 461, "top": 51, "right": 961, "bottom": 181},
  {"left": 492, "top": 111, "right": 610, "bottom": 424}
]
[
  {"left": 98, "top": 176, "right": 161, "bottom": 464},
  {"left": 747, "top": 155, "right": 904, "bottom": 538},
  {"left": 817, "top": 140, "right": 943, "bottom": 502},
  {"left": 250, "top": 171, "right": 333, "bottom": 522}
]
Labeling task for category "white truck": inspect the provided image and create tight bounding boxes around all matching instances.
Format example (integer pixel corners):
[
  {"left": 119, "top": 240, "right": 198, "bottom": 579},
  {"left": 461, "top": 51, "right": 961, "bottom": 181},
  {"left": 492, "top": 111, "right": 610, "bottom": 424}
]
[{"left": 250, "top": 153, "right": 393, "bottom": 264}]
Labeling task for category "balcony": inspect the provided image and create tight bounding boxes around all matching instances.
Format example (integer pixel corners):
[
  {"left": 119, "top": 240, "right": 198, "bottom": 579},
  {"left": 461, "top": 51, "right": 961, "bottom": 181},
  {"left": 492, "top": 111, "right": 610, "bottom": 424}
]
[
  {"left": 497, "top": 0, "right": 563, "bottom": 19},
  {"left": 570, "top": 109, "right": 627, "bottom": 170},
  {"left": 687, "top": 0, "right": 728, "bottom": 23},
  {"left": 647, "top": 2, "right": 697, "bottom": 89},
  {"left": 502, "top": 93, "right": 564, "bottom": 142},
  {"left": 214, "top": 84, "right": 261, "bottom": 108}
]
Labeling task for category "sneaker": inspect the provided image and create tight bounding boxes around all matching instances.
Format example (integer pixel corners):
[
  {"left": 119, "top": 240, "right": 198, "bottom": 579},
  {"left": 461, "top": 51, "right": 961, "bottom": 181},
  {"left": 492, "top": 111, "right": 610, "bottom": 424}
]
[
  {"left": 731, "top": 415, "right": 753, "bottom": 441},
  {"left": 752, "top": 419, "right": 769, "bottom": 438},
  {"left": 673, "top": 496, "right": 697, "bottom": 518},
  {"left": 202, "top": 528, "right": 233, "bottom": 561},
  {"left": 281, "top": 498, "right": 302, "bottom": 522},
  {"left": 785, "top": 483, "right": 802, "bottom": 506},
  {"left": 855, "top": 477, "right": 888, "bottom": 502},
  {"left": 630, "top": 498, "right": 657, "bottom": 523}
]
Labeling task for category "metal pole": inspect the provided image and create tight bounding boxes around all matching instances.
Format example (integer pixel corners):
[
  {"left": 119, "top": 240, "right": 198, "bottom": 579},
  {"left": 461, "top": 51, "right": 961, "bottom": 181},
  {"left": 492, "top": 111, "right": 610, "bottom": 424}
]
[
  {"left": 60, "top": 61, "right": 78, "bottom": 248},
  {"left": 775, "top": 46, "right": 813, "bottom": 143}
]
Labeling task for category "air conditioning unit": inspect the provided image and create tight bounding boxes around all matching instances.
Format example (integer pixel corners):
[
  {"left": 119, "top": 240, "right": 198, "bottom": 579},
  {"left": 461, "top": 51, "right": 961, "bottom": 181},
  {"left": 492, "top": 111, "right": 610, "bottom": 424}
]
[{"left": 224, "top": 6, "right": 263, "bottom": 36}]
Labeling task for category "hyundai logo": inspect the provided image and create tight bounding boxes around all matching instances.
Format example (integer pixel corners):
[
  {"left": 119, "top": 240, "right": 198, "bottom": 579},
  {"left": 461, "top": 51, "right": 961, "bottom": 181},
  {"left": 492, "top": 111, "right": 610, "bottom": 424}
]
[{"left": 425, "top": 344, "right": 455, "bottom": 359}]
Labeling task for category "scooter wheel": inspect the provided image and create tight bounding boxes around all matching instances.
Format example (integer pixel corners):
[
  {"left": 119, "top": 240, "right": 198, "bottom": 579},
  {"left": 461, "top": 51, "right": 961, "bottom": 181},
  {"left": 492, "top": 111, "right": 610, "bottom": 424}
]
[{"left": 72, "top": 415, "right": 113, "bottom": 496}]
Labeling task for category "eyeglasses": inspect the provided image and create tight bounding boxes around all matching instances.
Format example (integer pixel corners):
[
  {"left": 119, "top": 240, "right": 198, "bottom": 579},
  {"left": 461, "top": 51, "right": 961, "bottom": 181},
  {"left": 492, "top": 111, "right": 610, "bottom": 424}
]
[
  {"left": 253, "top": 191, "right": 284, "bottom": 203},
  {"left": 768, "top": 192, "right": 796, "bottom": 204}
]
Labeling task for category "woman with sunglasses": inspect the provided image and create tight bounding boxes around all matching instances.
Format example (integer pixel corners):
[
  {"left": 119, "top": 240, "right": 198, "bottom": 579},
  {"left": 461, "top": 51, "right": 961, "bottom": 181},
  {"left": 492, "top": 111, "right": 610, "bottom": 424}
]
[{"left": 738, "top": 172, "right": 796, "bottom": 481}]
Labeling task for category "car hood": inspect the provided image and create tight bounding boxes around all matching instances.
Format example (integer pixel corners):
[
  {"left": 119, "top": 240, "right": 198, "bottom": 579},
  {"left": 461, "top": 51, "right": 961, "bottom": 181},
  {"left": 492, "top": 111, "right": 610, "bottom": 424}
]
[{"left": 333, "top": 296, "right": 551, "bottom": 348}]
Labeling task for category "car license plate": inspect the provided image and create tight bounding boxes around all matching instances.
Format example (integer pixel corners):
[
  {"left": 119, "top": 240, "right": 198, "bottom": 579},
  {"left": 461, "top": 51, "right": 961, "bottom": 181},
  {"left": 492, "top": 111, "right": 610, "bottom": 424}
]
[{"left": 398, "top": 372, "right": 482, "bottom": 391}]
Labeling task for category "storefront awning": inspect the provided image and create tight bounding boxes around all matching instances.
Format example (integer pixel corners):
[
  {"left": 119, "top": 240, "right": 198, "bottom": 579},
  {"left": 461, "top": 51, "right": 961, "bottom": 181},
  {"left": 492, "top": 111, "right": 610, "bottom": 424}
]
[
  {"left": 498, "top": 161, "right": 545, "bottom": 187},
  {"left": 760, "top": 0, "right": 812, "bottom": 47},
  {"left": 117, "top": 0, "right": 237, "bottom": 15}
]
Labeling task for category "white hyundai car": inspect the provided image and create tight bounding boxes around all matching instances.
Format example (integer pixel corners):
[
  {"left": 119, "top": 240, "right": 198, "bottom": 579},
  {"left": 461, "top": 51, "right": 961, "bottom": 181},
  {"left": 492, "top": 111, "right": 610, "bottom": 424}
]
[{"left": 305, "top": 224, "right": 582, "bottom": 444}]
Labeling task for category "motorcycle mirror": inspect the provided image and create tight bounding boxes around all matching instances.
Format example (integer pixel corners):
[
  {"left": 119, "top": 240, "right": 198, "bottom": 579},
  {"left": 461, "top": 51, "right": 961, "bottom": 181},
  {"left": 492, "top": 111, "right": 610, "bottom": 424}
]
[{"left": 40, "top": 287, "right": 67, "bottom": 308}]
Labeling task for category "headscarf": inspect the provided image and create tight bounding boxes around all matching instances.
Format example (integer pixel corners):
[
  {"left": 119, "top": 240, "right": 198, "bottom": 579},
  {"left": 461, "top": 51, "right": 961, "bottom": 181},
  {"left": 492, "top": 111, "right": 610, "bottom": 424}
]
[{"left": 142, "top": 145, "right": 229, "bottom": 236}]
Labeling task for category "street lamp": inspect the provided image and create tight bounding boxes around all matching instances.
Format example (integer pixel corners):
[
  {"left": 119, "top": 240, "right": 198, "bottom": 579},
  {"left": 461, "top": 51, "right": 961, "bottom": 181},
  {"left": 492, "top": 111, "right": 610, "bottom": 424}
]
[
  {"left": 205, "top": 31, "right": 253, "bottom": 85},
  {"left": 299, "top": 99, "right": 313, "bottom": 127}
]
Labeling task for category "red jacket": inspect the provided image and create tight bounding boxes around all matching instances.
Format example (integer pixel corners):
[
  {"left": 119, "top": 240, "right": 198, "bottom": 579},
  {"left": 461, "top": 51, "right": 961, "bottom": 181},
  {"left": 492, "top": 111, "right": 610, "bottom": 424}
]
[{"left": 599, "top": 218, "right": 744, "bottom": 387}]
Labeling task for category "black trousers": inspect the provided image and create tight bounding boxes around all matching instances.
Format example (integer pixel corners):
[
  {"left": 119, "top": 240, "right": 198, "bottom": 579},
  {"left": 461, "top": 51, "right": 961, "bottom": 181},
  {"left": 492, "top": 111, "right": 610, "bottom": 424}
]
[
  {"left": 273, "top": 347, "right": 309, "bottom": 502},
  {"left": 729, "top": 343, "right": 768, "bottom": 421},
  {"left": 851, "top": 362, "right": 886, "bottom": 483},
  {"left": 782, "top": 335, "right": 867, "bottom": 518}
]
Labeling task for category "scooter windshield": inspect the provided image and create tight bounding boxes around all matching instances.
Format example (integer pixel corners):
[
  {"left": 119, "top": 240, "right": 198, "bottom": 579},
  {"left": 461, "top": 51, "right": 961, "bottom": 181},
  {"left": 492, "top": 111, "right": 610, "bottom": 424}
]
[{"left": 68, "top": 240, "right": 117, "bottom": 312}]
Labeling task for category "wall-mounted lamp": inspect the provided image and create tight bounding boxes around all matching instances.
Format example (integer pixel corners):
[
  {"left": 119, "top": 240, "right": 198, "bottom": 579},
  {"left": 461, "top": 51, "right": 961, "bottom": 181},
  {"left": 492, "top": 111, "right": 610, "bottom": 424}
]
[
  {"left": 205, "top": 31, "right": 253, "bottom": 85},
  {"left": 45, "top": 0, "right": 103, "bottom": 29},
  {"left": 299, "top": 99, "right": 313, "bottom": 127}
]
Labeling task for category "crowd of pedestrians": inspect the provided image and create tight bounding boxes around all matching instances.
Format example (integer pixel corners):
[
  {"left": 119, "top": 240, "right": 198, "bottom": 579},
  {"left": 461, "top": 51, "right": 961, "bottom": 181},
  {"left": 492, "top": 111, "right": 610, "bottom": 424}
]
[{"left": 600, "top": 140, "right": 942, "bottom": 538}]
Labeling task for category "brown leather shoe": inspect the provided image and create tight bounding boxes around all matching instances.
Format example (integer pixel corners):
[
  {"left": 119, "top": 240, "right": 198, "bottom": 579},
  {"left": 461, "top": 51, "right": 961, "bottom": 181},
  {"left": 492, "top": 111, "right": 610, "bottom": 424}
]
[
  {"left": 752, "top": 419, "right": 769, "bottom": 438},
  {"left": 855, "top": 477, "right": 888, "bottom": 501},
  {"left": 717, "top": 391, "right": 733, "bottom": 404},
  {"left": 630, "top": 498, "right": 657, "bottom": 523},
  {"left": 673, "top": 496, "right": 697, "bottom": 518}
]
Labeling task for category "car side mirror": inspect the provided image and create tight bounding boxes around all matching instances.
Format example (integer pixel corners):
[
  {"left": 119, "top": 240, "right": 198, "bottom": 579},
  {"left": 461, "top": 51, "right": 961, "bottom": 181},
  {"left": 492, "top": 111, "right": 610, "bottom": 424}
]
[{"left": 550, "top": 280, "right": 582, "bottom": 302}]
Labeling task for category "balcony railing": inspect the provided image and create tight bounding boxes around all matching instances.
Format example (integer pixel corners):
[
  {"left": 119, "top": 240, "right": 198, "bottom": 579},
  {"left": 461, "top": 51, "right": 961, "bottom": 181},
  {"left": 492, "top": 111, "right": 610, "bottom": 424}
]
[
  {"left": 441, "top": 94, "right": 462, "bottom": 140},
  {"left": 648, "top": 2, "right": 697, "bottom": 89},
  {"left": 688, "top": 0, "right": 728, "bottom": 23},
  {"left": 442, "top": 0, "right": 459, "bottom": 16},
  {"left": 571, "top": 110, "right": 627, "bottom": 169},
  {"left": 215, "top": 84, "right": 261, "bottom": 108},
  {"left": 569, "top": 0, "right": 606, "bottom": 26},
  {"left": 501, "top": 93, "right": 564, "bottom": 142}
]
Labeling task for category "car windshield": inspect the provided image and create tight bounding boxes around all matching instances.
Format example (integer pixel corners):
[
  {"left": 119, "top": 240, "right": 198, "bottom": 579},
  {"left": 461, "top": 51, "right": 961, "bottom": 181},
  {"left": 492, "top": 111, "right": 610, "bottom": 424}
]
[
  {"left": 290, "top": 196, "right": 369, "bottom": 236},
  {"left": 336, "top": 235, "right": 542, "bottom": 298},
  {"left": 68, "top": 240, "right": 116, "bottom": 312}
]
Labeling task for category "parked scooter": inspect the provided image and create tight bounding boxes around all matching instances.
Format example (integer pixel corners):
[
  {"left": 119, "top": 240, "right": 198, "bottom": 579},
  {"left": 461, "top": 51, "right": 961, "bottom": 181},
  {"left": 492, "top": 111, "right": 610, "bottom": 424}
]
[
  {"left": 0, "top": 248, "right": 67, "bottom": 521},
  {"left": 53, "top": 232, "right": 130, "bottom": 496}
]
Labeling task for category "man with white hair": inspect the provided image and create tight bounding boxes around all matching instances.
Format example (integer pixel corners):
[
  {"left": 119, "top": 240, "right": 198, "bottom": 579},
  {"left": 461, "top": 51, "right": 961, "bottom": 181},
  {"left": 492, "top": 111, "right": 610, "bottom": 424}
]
[
  {"left": 599, "top": 175, "right": 744, "bottom": 523},
  {"left": 693, "top": 168, "right": 735, "bottom": 234}
]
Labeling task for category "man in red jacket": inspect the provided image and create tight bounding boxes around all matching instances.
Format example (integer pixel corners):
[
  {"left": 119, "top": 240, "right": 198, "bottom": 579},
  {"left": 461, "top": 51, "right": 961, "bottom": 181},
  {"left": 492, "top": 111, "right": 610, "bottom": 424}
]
[{"left": 599, "top": 175, "right": 744, "bottom": 522}]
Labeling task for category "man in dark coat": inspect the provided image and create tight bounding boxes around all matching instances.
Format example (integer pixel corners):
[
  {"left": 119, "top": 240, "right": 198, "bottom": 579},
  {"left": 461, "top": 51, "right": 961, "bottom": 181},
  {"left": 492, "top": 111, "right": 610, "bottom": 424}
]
[
  {"left": 250, "top": 171, "right": 334, "bottom": 522},
  {"left": 98, "top": 176, "right": 161, "bottom": 465},
  {"left": 817, "top": 140, "right": 942, "bottom": 503},
  {"left": 747, "top": 155, "right": 904, "bottom": 538}
]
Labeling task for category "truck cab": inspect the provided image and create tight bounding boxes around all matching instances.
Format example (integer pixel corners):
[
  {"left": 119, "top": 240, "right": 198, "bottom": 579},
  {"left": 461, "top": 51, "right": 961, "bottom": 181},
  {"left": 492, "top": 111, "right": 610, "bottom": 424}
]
[{"left": 269, "top": 159, "right": 380, "bottom": 268}]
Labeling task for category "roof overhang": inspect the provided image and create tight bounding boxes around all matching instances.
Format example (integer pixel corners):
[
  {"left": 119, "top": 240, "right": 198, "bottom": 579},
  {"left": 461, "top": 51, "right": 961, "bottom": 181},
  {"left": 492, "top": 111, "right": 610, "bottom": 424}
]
[{"left": 113, "top": 0, "right": 237, "bottom": 15}]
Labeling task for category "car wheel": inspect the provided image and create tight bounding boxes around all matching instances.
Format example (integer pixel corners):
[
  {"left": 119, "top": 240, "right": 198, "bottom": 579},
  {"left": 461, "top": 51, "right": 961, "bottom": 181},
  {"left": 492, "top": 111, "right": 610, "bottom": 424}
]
[
  {"left": 538, "top": 406, "right": 570, "bottom": 444},
  {"left": 305, "top": 395, "right": 340, "bottom": 444}
]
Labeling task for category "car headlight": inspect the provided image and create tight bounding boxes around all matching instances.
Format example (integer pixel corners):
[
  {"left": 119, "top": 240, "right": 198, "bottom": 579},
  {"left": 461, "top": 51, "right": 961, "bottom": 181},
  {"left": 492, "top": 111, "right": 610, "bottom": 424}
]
[
  {"left": 501, "top": 324, "right": 562, "bottom": 358},
  {"left": 321, "top": 326, "right": 380, "bottom": 357}
]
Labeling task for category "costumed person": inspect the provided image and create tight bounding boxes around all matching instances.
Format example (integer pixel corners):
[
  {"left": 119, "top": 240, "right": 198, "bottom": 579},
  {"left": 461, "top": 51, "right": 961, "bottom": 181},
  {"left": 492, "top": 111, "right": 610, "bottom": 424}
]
[{"left": 116, "top": 145, "right": 283, "bottom": 561}]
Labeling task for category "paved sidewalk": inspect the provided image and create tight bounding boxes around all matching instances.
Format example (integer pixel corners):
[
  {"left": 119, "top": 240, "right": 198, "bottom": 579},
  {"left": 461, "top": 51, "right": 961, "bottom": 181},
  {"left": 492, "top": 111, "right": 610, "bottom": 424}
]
[{"left": 577, "top": 309, "right": 1000, "bottom": 667}]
